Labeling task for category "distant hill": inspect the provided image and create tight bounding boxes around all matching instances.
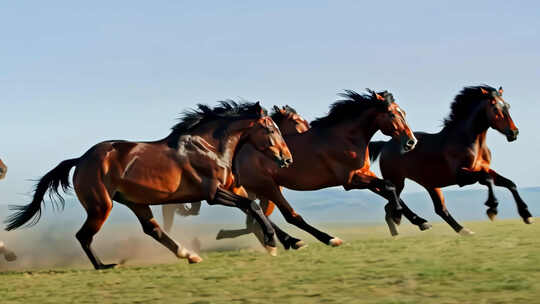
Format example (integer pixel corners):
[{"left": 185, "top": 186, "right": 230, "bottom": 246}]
[{"left": 1, "top": 187, "right": 539, "bottom": 228}]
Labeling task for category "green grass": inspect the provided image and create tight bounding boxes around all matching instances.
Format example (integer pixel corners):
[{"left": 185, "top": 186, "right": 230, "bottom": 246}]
[{"left": 1, "top": 219, "right": 540, "bottom": 304}]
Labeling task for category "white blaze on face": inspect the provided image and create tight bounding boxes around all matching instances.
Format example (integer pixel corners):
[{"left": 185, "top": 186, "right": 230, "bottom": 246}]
[{"left": 395, "top": 106, "right": 406, "bottom": 118}]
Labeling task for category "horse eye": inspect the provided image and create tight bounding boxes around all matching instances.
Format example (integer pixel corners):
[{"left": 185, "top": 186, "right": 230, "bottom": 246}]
[{"left": 389, "top": 113, "right": 396, "bottom": 118}]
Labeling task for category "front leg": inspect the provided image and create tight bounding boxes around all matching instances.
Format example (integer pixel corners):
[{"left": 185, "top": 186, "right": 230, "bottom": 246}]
[
  {"left": 477, "top": 174, "right": 499, "bottom": 221},
  {"left": 346, "top": 170, "right": 403, "bottom": 224},
  {"left": 489, "top": 170, "right": 534, "bottom": 224},
  {"left": 209, "top": 188, "right": 278, "bottom": 255},
  {"left": 257, "top": 184, "right": 341, "bottom": 247}
]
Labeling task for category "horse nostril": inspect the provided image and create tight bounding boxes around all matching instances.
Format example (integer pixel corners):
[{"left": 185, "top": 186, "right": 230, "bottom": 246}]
[
  {"left": 406, "top": 139, "right": 415, "bottom": 147},
  {"left": 514, "top": 129, "right": 519, "bottom": 137}
]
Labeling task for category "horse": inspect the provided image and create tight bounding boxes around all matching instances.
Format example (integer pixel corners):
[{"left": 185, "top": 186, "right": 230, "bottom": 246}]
[
  {"left": 0, "top": 158, "right": 17, "bottom": 262},
  {"left": 5, "top": 101, "right": 293, "bottom": 269},
  {"left": 369, "top": 85, "right": 529, "bottom": 236},
  {"left": 0, "top": 158, "right": 7, "bottom": 180},
  {"left": 161, "top": 105, "right": 310, "bottom": 248},
  {"left": 228, "top": 90, "right": 417, "bottom": 246}
]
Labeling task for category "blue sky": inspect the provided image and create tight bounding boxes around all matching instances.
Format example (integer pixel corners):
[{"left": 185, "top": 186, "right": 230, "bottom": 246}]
[{"left": 1, "top": 1, "right": 539, "bottom": 205}]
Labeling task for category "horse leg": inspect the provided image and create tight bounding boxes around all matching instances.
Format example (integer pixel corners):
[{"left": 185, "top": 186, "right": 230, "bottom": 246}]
[
  {"left": 346, "top": 172, "right": 402, "bottom": 231},
  {"left": 478, "top": 174, "right": 499, "bottom": 221},
  {"left": 489, "top": 170, "right": 533, "bottom": 224},
  {"left": 76, "top": 200, "right": 115, "bottom": 270},
  {"left": 162, "top": 204, "right": 177, "bottom": 233},
  {"left": 392, "top": 179, "right": 431, "bottom": 231},
  {"left": 375, "top": 178, "right": 431, "bottom": 235},
  {"left": 209, "top": 188, "right": 277, "bottom": 255},
  {"left": 258, "top": 186, "right": 340, "bottom": 246},
  {"left": 427, "top": 188, "right": 472, "bottom": 235},
  {"left": 0, "top": 241, "right": 17, "bottom": 261},
  {"left": 126, "top": 203, "right": 202, "bottom": 263},
  {"left": 258, "top": 197, "right": 305, "bottom": 250}
]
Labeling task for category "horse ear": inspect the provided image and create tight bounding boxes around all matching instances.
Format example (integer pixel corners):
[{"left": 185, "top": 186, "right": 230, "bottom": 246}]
[
  {"left": 498, "top": 86, "right": 503, "bottom": 96},
  {"left": 272, "top": 105, "right": 280, "bottom": 113},
  {"left": 255, "top": 101, "right": 265, "bottom": 117},
  {"left": 375, "top": 93, "right": 385, "bottom": 101},
  {"left": 481, "top": 88, "right": 489, "bottom": 95}
]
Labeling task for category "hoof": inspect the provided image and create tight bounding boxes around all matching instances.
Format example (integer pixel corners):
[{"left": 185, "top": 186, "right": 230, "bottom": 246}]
[
  {"left": 292, "top": 240, "right": 307, "bottom": 250},
  {"left": 4, "top": 251, "right": 17, "bottom": 262},
  {"left": 265, "top": 246, "right": 278, "bottom": 257},
  {"left": 329, "top": 238, "right": 343, "bottom": 247},
  {"left": 458, "top": 228, "right": 475, "bottom": 236},
  {"left": 486, "top": 208, "right": 498, "bottom": 221},
  {"left": 524, "top": 217, "right": 534, "bottom": 224},
  {"left": 419, "top": 222, "right": 432, "bottom": 231},
  {"left": 188, "top": 254, "right": 203, "bottom": 264}
]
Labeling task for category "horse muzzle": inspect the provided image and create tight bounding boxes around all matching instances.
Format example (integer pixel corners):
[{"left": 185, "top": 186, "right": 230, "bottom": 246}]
[
  {"left": 401, "top": 136, "right": 418, "bottom": 153},
  {"left": 506, "top": 129, "right": 519, "bottom": 142}
]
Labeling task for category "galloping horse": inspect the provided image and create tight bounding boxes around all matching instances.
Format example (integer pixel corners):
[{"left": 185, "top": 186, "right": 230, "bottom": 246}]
[
  {"left": 230, "top": 90, "right": 417, "bottom": 246},
  {"left": 161, "top": 106, "right": 310, "bottom": 248},
  {"left": 5, "top": 101, "right": 293, "bottom": 269},
  {"left": 0, "top": 158, "right": 17, "bottom": 261},
  {"left": 369, "top": 86, "right": 529, "bottom": 236},
  {"left": 0, "top": 158, "right": 7, "bottom": 180}
]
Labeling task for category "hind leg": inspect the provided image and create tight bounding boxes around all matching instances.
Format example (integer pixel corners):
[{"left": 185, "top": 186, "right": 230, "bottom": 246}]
[
  {"left": 76, "top": 202, "right": 115, "bottom": 270},
  {"left": 126, "top": 203, "right": 202, "bottom": 264}
]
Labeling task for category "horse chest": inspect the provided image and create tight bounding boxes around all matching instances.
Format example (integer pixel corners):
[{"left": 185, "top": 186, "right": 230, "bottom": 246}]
[{"left": 459, "top": 146, "right": 491, "bottom": 172}]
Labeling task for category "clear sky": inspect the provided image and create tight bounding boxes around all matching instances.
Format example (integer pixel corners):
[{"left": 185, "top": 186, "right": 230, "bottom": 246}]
[{"left": 1, "top": 1, "right": 539, "bottom": 205}]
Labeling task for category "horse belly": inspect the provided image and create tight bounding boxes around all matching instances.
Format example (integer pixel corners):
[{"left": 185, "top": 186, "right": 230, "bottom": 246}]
[{"left": 117, "top": 153, "right": 183, "bottom": 203}]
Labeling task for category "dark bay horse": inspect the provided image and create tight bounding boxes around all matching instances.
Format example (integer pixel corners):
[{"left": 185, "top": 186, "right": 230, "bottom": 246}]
[
  {"left": 0, "top": 158, "right": 17, "bottom": 262},
  {"left": 369, "top": 86, "right": 529, "bottom": 236},
  {"left": 5, "top": 101, "right": 293, "bottom": 269},
  {"left": 231, "top": 90, "right": 418, "bottom": 246},
  {"left": 162, "top": 105, "right": 310, "bottom": 234}
]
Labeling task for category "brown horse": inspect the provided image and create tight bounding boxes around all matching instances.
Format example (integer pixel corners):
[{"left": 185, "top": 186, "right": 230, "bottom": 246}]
[
  {"left": 0, "top": 158, "right": 17, "bottom": 262},
  {"left": 369, "top": 85, "right": 529, "bottom": 236},
  {"left": 0, "top": 158, "right": 7, "bottom": 180},
  {"left": 5, "top": 101, "right": 293, "bottom": 269},
  {"left": 162, "top": 105, "right": 310, "bottom": 248},
  {"left": 229, "top": 90, "right": 417, "bottom": 246}
]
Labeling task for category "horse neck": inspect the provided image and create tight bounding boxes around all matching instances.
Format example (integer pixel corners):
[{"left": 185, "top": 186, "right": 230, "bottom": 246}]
[
  {"left": 279, "top": 120, "right": 306, "bottom": 135},
  {"left": 166, "top": 119, "right": 248, "bottom": 167},
  {"left": 442, "top": 103, "right": 489, "bottom": 147},
  {"left": 310, "top": 108, "right": 379, "bottom": 147},
  {"left": 203, "top": 119, "right": 248, "bottom": 165}
]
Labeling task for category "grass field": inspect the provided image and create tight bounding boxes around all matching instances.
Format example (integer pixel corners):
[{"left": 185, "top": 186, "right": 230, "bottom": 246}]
[{"left": 1, "top": 219, "right": 539, "bottom": 304}]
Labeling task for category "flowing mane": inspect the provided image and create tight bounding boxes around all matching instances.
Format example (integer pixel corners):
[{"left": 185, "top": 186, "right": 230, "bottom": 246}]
[
  {"left": 310, "top": 90, "right": 393, "bottom": 128},
  {"left": 443, "top": 85, "right": 498, "bottom": 127},
  {"left": 167, "top": 100, "right": 267, "bottom": 148},
  {"left": 270, "top": 105, "right": 298, "bottom": 125}
]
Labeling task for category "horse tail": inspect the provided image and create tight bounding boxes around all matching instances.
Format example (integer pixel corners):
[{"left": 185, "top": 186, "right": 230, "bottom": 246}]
[
  {"left": 368, "top": 141, "right": 386, "bottom": 162},
  {"left": 5, "top": 158, "right": 80, "bottom": 231}
]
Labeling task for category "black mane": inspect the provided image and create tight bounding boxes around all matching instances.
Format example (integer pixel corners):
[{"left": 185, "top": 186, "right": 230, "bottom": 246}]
[
  {"left": 167, "top": 100, "right": 266, "bottom": 148},
  {"left": 310, "top": 89, "right": 393, "bottom": 128},
  {"left": 270, "top": 105, "right": 298, "bottom": 125},
  {"left": 443, "top": 85, "right": 498, "bottom": 127}
]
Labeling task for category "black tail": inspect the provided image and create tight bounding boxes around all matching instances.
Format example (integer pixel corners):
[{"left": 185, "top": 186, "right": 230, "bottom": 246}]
[
  {"left": 5, "top": 158, "right": 79, "bottom": 231},
  {"left": 368, "top": 141, "right": 386, "bottom": 162}
]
